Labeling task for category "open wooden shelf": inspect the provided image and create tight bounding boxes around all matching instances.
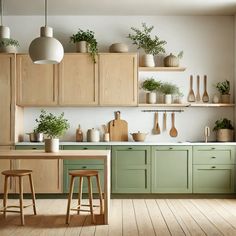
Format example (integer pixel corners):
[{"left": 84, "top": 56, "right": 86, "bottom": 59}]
[
  {"left": 138, "top": 103, "right": 235, "bottom": 108},
  {"left": 139, "top": 67, "right": 186, "bottom": 72},
  {"left": 189, "top": 103, "right": 235, "bottom": 107}
]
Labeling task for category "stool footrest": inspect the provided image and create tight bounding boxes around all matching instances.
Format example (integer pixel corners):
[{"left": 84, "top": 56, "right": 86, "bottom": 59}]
[{"left": 0, "top": 204, "right": 33, "bottom": 211}]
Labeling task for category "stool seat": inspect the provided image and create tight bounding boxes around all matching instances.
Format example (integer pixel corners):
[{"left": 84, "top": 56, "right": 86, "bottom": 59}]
[
  {"left": 2, "top": 169, "right": 33, "bottom": 176},
  {"left": 69, "top": 170, "right": 99, "bottom": 177}
]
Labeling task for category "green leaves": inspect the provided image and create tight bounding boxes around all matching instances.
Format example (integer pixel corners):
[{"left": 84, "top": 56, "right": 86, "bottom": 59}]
[
  {"left": 35, "top": 110, "right": 70, "bottom": 139},
  {"left": 213, "top": 118, "right": 234, "bottom": 131},
  {"left": 0, "top": 38, "right": 20, "bottom": 47},
  {"left": 216, "top": 80, "right": 230, "bottom": 95},
  {"left": 159, "top": 82, "right": 180, "bottom": 95},
  {"left": 128, "top": 23, "right": 166, "bottom": 55},
  {"left": 141, "top": 78, "right": 161, "bottom": 92}
]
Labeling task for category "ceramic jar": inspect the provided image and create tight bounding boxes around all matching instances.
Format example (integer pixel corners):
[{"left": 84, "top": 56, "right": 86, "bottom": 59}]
[
  {"left": 76, "top": 41, "right": 88, "bottom": 53},
  {"left": 212, "top": 94, "right": 220, "bottom": 103},
  {"left": 221, "top": 94, "right": 230, "bottom": 103},
  {"left": 164, "top": 53, "right": 179, "bottom": 67},
  {"left": 44, "top": 138, "right": 59, "bottom": 153},
  {"left": 109, "top": 43, "right": 128, "bottom": 53},
  {"left": 147, "top": 92, "right": 156, "bottom": 104},
  {"left": 164, "top": 94, "right": 172, "bottom": 104},
  {"left": 142, "top": 54, "right": 155, "bottom": 67},
  {"left": 87, "top": 128, "right": 100, "bottom": 142}
]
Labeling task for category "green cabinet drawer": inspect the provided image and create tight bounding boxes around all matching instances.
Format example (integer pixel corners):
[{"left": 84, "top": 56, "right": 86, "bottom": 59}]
[
  {"left": 63, "top": 164, "right": 104, "bottom": 193},
  {"left": 112, "top": 146, "right": 151, "bottom": 193},
  {"left": 193, "top": 165, "right": 234, "bottom": 193},
  {"left": 63, "top": 145, "right": 110, "bottom": 165},
  {"left": 15, "top": 145, "right": 44, "bottom": 150},
  {"left": 193, "top": 146, "right": 235, "bottom": 164},
  {"left": 152, "top": 146, "right": 192, "bottom": 193}
]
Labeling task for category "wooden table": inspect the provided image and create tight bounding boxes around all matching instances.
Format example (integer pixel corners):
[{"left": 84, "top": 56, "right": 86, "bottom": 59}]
[{"left": 0, "top": 149, "right": 111, "bottom": 224}]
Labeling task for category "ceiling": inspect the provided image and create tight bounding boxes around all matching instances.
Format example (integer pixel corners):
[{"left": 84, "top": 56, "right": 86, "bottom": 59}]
[{"left": 2, "top": 0, "right": 236, "bottom": 15}]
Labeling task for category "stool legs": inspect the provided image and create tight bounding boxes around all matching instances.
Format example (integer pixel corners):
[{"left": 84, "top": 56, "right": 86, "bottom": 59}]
[
  {"left": 77, "top": 176, "right": 83, "bottom": 215},
  {"left": 95, "top": 174, "right": 104, "bottom": 215},
  {"left": 66, "top": 176, "right": 75, "bottom": 224},
  {"left": 19, "top": 176, "right": 24, "bottom": 226},
  {"left": 87, "top": 176, "right": 95, "bottom": 224},
  {"left": 3, "top": 176, "right": 9, "bottom": 219},
  {"left": 29, "top": 173, "right": 37, "bottom": 215}
]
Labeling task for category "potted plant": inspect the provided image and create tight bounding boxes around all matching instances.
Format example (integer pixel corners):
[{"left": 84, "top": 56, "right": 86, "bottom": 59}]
[
  {"left": 164, "top": 51, "right": 183, "bottom": 67},
  {"left": 213, "top": 118, "right": 234, "bottom": 142},
  {"left": 0, "top": 38, "right": 19, "bottom": 53},
  {"left": 35, "top": 110, "right": 70, "bottom": 152},
  {"left": 70, "top": 29, "right": 98, "bottom": 63},
  {"left": 128, "top": 23, "right": 166, "bottom": 67},
  {"left": 216, "top": 80, "right": 230, "bottom": 103},
  {"left": 141, "top": 78, "right": 161, "bottom": 104},
  {"left": 158, "top": 82, "right": 180, "bottom": 104}
]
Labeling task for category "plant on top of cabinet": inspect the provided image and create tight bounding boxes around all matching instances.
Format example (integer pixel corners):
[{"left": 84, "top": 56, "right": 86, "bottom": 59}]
[
  {"left": 158, "top": 82, "right": 181, "bottom": 104},
  {"left": 128, "top": 23, "right": 166, "bottom": 67},
  {"left": 35, "top": 110, "right": 70, "bottom": 152},
  {"left": 216, "top": 80, "right": 230, "bottom": 103},
  {"left": 164, "top": 51, "right": 183, "bottom": 67},
  {"left": 70, "top": 28, "right": 98, "bottom": 63},
  {"left": 213, "top": 118, "right": 234, "bottom": 142},
  {"left": 141, "top": 77, "right": 161, "bottom": 104},
  {"left": 0, "top": 38, "right": 19, "bottom": 53}
]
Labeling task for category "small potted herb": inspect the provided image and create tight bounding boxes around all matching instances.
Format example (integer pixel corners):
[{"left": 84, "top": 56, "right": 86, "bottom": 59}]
[
  {"left": 70, "top": 29, "right": 98, "bottom": 63},
  {"left": 0, "top": 38, "right": 20, "bottom": 53},
  {"left": 128, "top": 23, "right": 166, "bottom": 67},
  {"left": 216, "top": 80, "right": 230, "bottom": 103},
  {"left": 158, "top": 82, "right": 180, "bottom": 104},
  {"left": 213, "top": 118, "right": 234, "bottom": 142},
  {"left": 141, "top": 78, "right": 162, "bottom": 104},
  {"left": 35, "top": 110, "right": 70, "bottom": 152}
]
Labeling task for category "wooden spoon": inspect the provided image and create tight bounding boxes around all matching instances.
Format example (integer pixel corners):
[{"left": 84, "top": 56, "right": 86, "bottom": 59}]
[
  {"left": 202, "top": 75, "right": 209, "bottom": 103},
  {"left": 169, "top": 112, "right": 178, "bottom": 137},
  {"left": 153, "top": 112, "right": 160, "bottom": 134},
  {"left": 196, "top": 75, "right": 201, "bottom": 102},
  {"left": 163, "top": 111, "right": 167, "bottom": 131},
  {"left": 187, "top": 75, "right": 195, "bottom": 102}
]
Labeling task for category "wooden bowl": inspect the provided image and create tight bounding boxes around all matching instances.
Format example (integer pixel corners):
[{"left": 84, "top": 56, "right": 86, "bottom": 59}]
[
  {"left": 109, "top": 43, "right": 128, "bottom": 53},
  {"left": 130, "top": 132, "right": 148, "bottom": 142}
]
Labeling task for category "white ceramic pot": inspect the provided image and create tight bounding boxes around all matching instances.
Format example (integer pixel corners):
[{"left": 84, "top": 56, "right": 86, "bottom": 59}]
[
  {"left": 44, "top": 138, "right": 59, "bottom": 153},
  {"left": 221, "top": 94, "right": 230, "bottom": 104},
  {"left": 142, "top": 54, "right": 155, "bottom": 67},
  {"left": 147, "top": 92, "right": 156, "bottom": 104},
  {"left": 212, "top": 94, "right": 220, "bottom": 103},
  {"left": 87, "top": 128, "right": 100, "bottom": 142},
  {"left": 0, "top": 45, "right": 18, "bottom": 53},
  {"left": 164, "top": 94, "right": 172, "bottom": 104},
  {"left": 216, "top": 129, "right": 234, "bottom": 142},
  {"left": 103, "top": 133, "right": 110, "bottom": 142},
  {"left": 76, "top": 41, "right": 88, "bottom": 53}
]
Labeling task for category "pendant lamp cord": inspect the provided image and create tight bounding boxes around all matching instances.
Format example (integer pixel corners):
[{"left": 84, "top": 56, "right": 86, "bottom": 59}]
[
  {"left": 0, "top": 0, "right": 3, "bottom": 25},
  {"left": 45, "top": 0, "right": 47, "bottom": 26}
]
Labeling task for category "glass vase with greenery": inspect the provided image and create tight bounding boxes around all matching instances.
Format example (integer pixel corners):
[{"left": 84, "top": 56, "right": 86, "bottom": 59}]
[{"left": 70, "top": 29, "right": 98, "bottom": 63}]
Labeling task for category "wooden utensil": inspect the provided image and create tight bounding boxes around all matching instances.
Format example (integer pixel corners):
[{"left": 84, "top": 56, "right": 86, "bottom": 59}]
[
  {"left": 153, "top": 112, "right": 160, "bottom": 134},
  {"left": 187, "top": 75, "right": 195, "bottom": 102},
  {"left": 108, "top": 111, "right": 128, "bottom": 141},
  {"left": 163, "top": 112, "right": 167, "bottom": 131},
  {"left": 196, "top": 75, "right": 201, "bottom": 102},
  {"left": 202, "top": 75, "right": 209, "bottom": 103},
  {"left": 169, "top": 112, "right": 178, "bottom": 137}
]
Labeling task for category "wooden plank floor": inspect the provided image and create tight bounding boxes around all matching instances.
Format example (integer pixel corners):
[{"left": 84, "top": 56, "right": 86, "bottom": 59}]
[{"left": 1, "top": 199, "right": 236, "bottom": 235}]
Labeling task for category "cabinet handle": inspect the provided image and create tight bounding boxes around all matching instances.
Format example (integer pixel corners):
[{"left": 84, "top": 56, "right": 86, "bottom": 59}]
[
  {"left": 169, "top": 147, "right": 173, "bottom": 150},
  {"left": 128, "top": 147, "right": 133, "bottom": 150},
  {"left": 211, "top": 147, "right": 215, "bottom": 150},
  {"left": 32, "top": 147, "right": 37, "bottom": 150},
  {"left": 82, "top": 166, "right": 87, "bottom": 169},
  {"left": 211, "top": 166, "right": 216, "bottom": 169},
  {"left": 211, "top": 156, "right": 216, "bottom": 159},
  {"left": 83, "top": 147, "right": 88, "bottom": 150}
]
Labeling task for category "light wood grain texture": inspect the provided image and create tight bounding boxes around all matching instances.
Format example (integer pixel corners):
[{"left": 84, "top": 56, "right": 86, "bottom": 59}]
[
  {"left": 99, "top": 53, "right": 137, "bottom": 106},
  {"left": 16, "top": 54, "right": 58, "bottom": 106},
  {"left": 139, "top": 67, "right": 186, "bottom": 71},
  {"left": 59, "top": 53, "right": 98, "bottom": 106}
]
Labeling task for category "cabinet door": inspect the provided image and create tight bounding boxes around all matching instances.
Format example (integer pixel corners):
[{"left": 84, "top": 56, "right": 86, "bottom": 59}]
[
  {"left": 15, "top": 145, "right": 62, "bottom": 193},
  {"left": 59, "top": 54, "right": 98, "bottom": 106},
  {"left": 152, "top": 146, "right": 192, "bottom": 193},
  {"left": 112, "top": 146, "right": 151, "bottom": 193},
  {"left": 193, "top": 165, "right": 234, "bottom": 193},
  {"left": 16, "top": 54, "right": 58, "bottom": 106},
  {"left": 99, "top": 53, "right": 138, "bottom": 106},
  {"left": 0, "top": 54, "right": 14, "bottom": 145}
]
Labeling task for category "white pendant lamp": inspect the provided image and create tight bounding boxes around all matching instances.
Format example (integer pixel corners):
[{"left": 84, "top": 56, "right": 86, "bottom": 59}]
[
  {"left": 0, "top": 0, "right": 10, "bottom": 39},
  {"left": 29, "top": 0, "right": 64, "bottom": 64}
]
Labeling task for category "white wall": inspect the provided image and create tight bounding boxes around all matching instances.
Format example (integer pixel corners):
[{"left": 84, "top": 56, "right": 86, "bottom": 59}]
[{"left": 5, "top": 15, "right": 234, "bottom": 142}]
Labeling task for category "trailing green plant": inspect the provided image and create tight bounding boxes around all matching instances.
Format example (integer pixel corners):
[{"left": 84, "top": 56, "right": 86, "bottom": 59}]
[
  {"left": 127, "top": 23, "right": 166, "bottom": 55},
  {"left": 0, "top": 38, "right": 19, "bottom": 47},
  {"left": 216, "top": 80, "right": 230, "bottom": 95},
  {"left": 141, "top": 78, "right": 162, "bottom": 92},
  {"left": 35, "top": 110, "right": 70, "bottom": 139},
  {"left": 177, "top": 50, "right": 183, "bottom": 59},
  {"left": 70, "top": 29, "right": 98, "bottom": 63},
  {"left": 213, "top": 118, "right": 234, "bottom": 131},
  {"left": 158, "top": 82, "right": 180, "bottom": 95}
]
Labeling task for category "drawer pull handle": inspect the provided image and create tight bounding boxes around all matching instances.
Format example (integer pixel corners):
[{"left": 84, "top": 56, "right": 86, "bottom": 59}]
[
  {"left": 83, "top": 147, "right": 88, "bottom": 150},
  {"left": 212, "top": 156, "right": 216, "bottom": 159},
  {"left": 32, "top": 148, "right": 37, "bottom": 150},
  {"left": 211, "top": 166, "right": 216, "bottom": 169},
  {"left": 128, "top": 147, "right": 133, "bottom": 150},
  {"left": 169, "top": 147, "right": 173, "bottom": 150},
  {"left": 211, "top": 148, "right": 215, "bottom": 150},
  {"left": 82, "top": 166, "right": 87, "bottom": 169}
]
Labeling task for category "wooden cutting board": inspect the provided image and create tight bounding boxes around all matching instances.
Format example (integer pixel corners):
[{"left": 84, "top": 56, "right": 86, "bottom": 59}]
[{"left": 108, "top": 111, "right": 128, "bottom": 141}]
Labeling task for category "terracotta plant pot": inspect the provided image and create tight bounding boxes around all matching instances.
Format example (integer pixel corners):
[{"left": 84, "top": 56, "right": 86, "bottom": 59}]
[{"left": 216, "top": 129, "right": 234, "bottom": 142}]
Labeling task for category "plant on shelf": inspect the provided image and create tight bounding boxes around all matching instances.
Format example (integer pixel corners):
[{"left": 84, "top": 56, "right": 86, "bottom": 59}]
[
  {"left": 0, "top": 38, "right": 20, "bottom": 53},
  {"left": 216, "top": 80, "right": 230, "bottom": 103},
  {"left": 213, "top": 118, "right": 234, "bottom": 142},
  {"left": 128, "top": 23, "right": 166, "bottom": 67},
  {"left": 141, "top": 78, "right": 162, "bottom": 104},
  {"left": 158, "top": 82, "right": 180, "bottom": 104},
  {"left": 70, "top": 28, "right": 98, "bottom": 63},
  {"left": 35, "top": 110, "right": 70, "bottom": 152}
]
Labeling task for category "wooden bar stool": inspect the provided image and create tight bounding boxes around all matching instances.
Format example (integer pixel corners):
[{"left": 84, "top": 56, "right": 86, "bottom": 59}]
[
  {"left": 0, "top": 169, "right": 37, "bottom": 226},
  {"left": 66, "top": 170, "right": 103, "bottom": 224}
]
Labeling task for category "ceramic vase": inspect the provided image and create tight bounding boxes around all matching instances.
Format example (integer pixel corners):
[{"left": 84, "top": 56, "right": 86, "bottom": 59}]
[
  {"left": 147, "top": 92, "right": 156, "bottom": 104},
  {"left": 76, "top": 41, "right": 88, "bottom": 53},
  {"left": 221, "top": 94, "right": 230, "bottom": 103},
  {"left": 164, "top": 94, "right": 172, "bottom": 104},
  {"left": 142, "top": 54, "right": 155, "bottom": 67},
  {"left": 44, "top": 138, "right": 59, "bottom": 153}
]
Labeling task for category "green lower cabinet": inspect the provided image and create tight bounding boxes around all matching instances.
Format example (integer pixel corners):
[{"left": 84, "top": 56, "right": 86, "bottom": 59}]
[
  {"left": 63, "top": 145, "right": 109, "bottom": 193},
  {"left": 15, "top": 145, "right": 44, "bottom": 150},
  {"left": 193, "top": 165, "right": 234, "bottom": 193},
  {"left": 112, "top": 146, "right": 151, "bottom": 193},
  {"left": 152, "top": 146, "right": 192, "bottom": 193}
]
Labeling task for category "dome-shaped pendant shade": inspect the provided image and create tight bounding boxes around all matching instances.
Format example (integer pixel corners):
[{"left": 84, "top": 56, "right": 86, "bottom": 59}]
[{"left": 29, "top": 26, "right": 64, "bottom": 64}]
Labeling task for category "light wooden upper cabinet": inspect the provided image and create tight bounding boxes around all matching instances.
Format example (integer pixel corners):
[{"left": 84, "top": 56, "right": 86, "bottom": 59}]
[
  {"left": 99, "top": 53, "right": 138, "bottom": 106},
  {"left": 0, "top": 54, "right": 14, "bottom": 145},
  {"left": 16, "top": 54, "right": 58, "bottom": 106},
  {"left": 59, "top": 53, "right": 98, "bottom": 106}
]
